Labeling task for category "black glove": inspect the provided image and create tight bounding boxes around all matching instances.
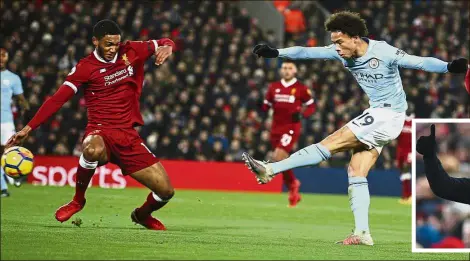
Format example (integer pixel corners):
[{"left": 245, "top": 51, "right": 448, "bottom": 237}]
[
  {"left": 416, "top": 124, "right": 437, "bottom": 157},
  {"left": 292, "top": 112, "right": 302, "bottom": 123},
  {"left": 447, "top": 58, "right": 468, "bottom": 73},
  {"left": 253, "top": 44, "right": 279, "bottom": 58}
]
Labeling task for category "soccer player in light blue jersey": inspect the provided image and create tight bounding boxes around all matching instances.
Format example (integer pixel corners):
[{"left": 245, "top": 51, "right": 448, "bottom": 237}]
[
  {"left": 1, "top": 48, "right": 30, "bottom": 197},
  {"left": 242, "top": 11, "right": 468, "bottom": 245}
]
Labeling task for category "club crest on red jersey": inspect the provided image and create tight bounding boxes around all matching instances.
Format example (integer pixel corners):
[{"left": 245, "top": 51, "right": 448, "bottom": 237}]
[{"left": 122, "top": 53, "right": 130, "bottom": 66}]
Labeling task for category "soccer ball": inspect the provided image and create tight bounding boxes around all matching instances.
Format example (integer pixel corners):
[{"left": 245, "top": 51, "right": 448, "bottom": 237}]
[{"left": 1, "top": 146, "right": 34, "bottom": 178}]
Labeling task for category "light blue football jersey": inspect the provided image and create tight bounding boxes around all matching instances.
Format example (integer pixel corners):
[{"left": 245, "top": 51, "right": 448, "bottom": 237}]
[
  {"left": 1, "top": 70, "right": 23, "bottom": 123},
  {"left": 278, "top": 38, "right": 448, "bottom": 112}
]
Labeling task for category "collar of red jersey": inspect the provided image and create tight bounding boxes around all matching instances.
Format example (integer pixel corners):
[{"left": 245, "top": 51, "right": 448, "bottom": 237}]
[
  {"left": 281, "top": 78, "right": 297, "bottom": 88},
  {"left": 93, "top": 49, "right": 118, "bottom": 64}
]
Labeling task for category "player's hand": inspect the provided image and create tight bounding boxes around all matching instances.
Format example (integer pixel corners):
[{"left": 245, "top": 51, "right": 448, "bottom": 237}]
[
  {"left": 5, "top": 126, "right": 31, "bottom": 150},
  {"left": 253, "top": 44, "right": 279, "bottom": 58},
  {"left": 416, "top": 124, "right": 437, "bottom": 157},
  {"left": 292, "top": 112, "right": 302, "bottom": 123},
  {"left": 447, "top": 58, "right": 468, "bottom": 73},
  {"left": 154, "top": 45, "right": 172, "bottom": 66}
]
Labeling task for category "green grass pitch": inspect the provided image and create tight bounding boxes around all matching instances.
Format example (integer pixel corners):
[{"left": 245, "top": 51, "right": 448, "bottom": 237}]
[{"left": 0, "top": 185, "right": 466, "bottom": 260}]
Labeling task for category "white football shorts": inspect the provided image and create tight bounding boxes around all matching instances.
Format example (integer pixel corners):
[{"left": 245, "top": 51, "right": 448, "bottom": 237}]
[{"left": 346, "top": 108, "right": 406, "bottom": 154}]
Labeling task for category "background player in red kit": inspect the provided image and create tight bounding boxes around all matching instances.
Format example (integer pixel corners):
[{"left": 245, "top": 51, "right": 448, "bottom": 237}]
[
  {"left": 5, "top": 20, "right": 176, "bottom": 230},
  {"left": 262, "top": 61, "right": 315, "bottom": 207},
  {"left": 395, "top": 107, "right": 413, "bottom": 205}
]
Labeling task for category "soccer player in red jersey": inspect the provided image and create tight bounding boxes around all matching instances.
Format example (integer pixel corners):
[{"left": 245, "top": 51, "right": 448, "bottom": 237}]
[
  {"left": 262, "top": 61, "right": 315, "bottom": 207},
  {"left": 395, "top": 111, "right": 413, "bottom": 205},
  {"left": 5, "top": 20, "right": 176, "bottom": 230}
]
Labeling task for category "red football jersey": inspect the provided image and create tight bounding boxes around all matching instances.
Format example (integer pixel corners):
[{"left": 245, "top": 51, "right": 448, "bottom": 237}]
[
  {"left": 397, "top": 114, "right": 413, "bottom": 153},
  {"left": 63, "top": 40, "right": 159, "bottom": 129},
  {"left": 263, "top": 78, "right": 314, "bottom": 134}
]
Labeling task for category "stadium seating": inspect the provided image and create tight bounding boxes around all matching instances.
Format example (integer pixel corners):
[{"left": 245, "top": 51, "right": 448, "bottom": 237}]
[{"left": 1, "top": 0, "right": 468, "bottom": 170}]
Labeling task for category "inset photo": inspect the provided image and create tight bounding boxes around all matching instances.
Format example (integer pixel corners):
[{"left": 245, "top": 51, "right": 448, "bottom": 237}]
[{"left": 412, "top": 119, "right": 470, "bottom": 253}]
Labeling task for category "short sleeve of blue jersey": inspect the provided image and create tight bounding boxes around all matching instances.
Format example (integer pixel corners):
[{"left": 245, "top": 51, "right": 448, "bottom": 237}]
[
  {"left": 12, "top": 74, "right": 24, "bottom": 95},
  {"left": 377, "top": 41, "right": 448, "bottom": 73}
]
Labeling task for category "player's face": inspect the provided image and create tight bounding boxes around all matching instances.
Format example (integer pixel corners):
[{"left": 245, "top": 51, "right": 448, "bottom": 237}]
[
  {"left": 93, "top": 35, "right": 121, "bottom": 61},
  {"left": 0, "top": 48, "right": 8, "bottom": 70},
  {"left": 280, "top": 62, "right": 297, "bottom": 81},
  {"left": 331, "top": 31, "right": 360, "bottom": 59}
]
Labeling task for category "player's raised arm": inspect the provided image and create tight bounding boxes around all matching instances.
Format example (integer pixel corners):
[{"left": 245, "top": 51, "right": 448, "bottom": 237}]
[
  {"left": 128, "top": 38, "right": 175, "bottom": 65},
  {"left": 253, "top": 44, "right": 341, "bottom": 60},
  {"left": 382, "top": 42, "right": 468, "bottom": 73}
]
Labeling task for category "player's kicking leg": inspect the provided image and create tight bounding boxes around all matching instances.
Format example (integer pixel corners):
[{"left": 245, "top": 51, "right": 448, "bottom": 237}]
[
  {"left": 130, "top": 162, "right": 174, "bottom": 231},
  {"left": 55, "top": 134, "right": 108, "bottom": 222},
  {"left": 335, "top": 146, "right": 378, "bottom": 246},
  {"left": 272, "top": 148, "right": 301, "bottom": 207},
  {"left": 243, "top": 125, "right": 362, "bottom": 183}
]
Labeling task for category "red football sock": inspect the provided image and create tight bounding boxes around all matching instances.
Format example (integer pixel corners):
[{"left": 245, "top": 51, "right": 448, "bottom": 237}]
[
  {"left": 73, "top": 165, "right": 95, "bottom": 203},
  {"left": 136, "top": 192, "right": 168, "bottom": 220},
  {"left": 402, "top": 179, "right": 411, "bottom": 198},
  {"left": 400, "top": 172, "right": 412, "bottom": 199},
  {"left": 73, "top": 155, "right": 97, "bottom": 204},
  {"left": 282, "top": 170, "right": 295, "bottom": 188}
]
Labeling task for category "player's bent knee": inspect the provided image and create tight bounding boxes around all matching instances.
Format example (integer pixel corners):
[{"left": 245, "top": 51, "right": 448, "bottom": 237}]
[
  {"left": 347, "top": 165, "right": 367, "bottom": 177},
  {"left": 83, "top": 144, "right": 105, "bottom": 162},
  {"left": 155, "top": 187, "right": 175, "bottom": 202}
]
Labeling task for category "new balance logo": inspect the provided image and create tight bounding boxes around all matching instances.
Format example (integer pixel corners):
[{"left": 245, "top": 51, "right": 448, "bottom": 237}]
[{"left": 100, "top": 68, "right": 106, "bottom": 73}]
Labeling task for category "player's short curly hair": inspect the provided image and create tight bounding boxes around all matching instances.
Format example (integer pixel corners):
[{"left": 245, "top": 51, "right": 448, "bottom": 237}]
[
  {"left": 324, "top": 11, "right": 368, "bottom": 37},
  {"left": 93, "top": 19, "right": 122, "bottom": 40}
]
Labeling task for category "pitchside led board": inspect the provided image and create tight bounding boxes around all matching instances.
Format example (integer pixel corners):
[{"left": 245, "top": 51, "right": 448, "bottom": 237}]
[
  {"left": 27, "top": 156, "right": 404, "bottom": 196},
  {"left": 412, "top": 119, "right": 470, "bottom": 253}
]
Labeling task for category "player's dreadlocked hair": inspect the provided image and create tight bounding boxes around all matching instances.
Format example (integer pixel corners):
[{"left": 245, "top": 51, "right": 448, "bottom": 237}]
[
  {"left": 93, "top": 19, "right": 122, "bottom": 40},
  {"left": 324, "top": 11, "right": 368, "bottom": 37}
]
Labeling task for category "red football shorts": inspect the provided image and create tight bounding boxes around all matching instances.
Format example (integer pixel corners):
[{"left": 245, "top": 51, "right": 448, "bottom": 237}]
[
  {"left": 83, "top": 127, "right": 159, "bottom": 175},
  {"left": 270, "top": 129, "right": 300, "bottom": 153},
  {"left": 396, "top": 148, "right": 412, "bottom": 169}
]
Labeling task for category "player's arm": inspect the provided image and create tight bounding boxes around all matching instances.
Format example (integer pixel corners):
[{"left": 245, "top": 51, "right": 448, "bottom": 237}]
[
  {"left": 261, "top": 84, "right": 274, "bottom": 112},
  {"left": 15, "top": 94, "right": 29, "bottom": 111},
  {"left": 300, "top": 87, "right": 315, "bottom": 118},
  {"left": 292, "top": 86, "right": 316, "bottom": 123},
  {"left": 416, "top": 124, "right": 470, "bottom": 204},
  {"left": 5, "top": 63, "right": 87, "bottom": 149},
  {"left": 383, "top": 42, "right": 467, "bottom": 73},
  {"left": 423, "top": 154, "right": 470, "bottom": 204},
  {"left": 253, "top": 44, "right": 341, "bottom": 60},
  {"left": 129, "top": 38, "right": 175, "bottom": 65},
  {"left": 12, "top": 75, "right": 29, "bottom": 111}
]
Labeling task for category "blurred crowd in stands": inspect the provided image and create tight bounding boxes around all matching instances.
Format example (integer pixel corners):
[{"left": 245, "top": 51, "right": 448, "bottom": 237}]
[
  {"left": 415, "top": 123, "right": 470, "bottom": 248},
  {"left": 1, "top": 0, "right": 468, "bottom": 170}
]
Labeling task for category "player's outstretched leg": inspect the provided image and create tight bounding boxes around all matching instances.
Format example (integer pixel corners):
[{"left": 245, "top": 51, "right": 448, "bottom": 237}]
[
  {"left": 243, "top": 126, "right": 362, "bottom": 184},
  {"left": 243, "top": 143, "right": 331, "bottom": 184},
  {"left": 130, "top": 162, "right": 174, "bottom": 231},
  {"left": 336, "top": 147, "right": 378, "bottom": 246},
  {"left": 55, "top": 135, "right": 106, "bottom": 222}
]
